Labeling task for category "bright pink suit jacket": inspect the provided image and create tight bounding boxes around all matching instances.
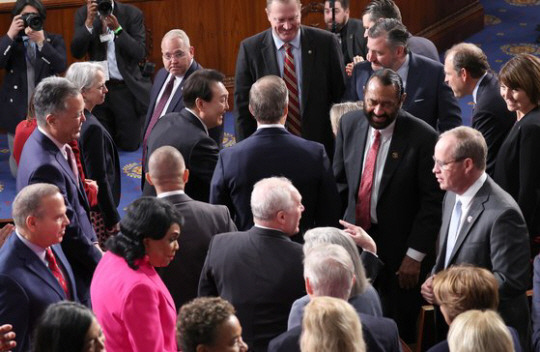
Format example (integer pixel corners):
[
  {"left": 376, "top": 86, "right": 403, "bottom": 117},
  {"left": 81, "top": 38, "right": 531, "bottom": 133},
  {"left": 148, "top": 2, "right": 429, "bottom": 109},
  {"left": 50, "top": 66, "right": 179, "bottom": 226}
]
[{"left": 90, "top": 251, "right": 177, "bottom": 352}]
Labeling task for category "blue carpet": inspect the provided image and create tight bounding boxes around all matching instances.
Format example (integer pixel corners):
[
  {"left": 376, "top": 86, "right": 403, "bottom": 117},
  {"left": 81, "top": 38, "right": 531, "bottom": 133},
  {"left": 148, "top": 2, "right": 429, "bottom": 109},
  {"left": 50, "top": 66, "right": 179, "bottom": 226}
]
[{"left": 0, "top": 0, "right": 539, "bottom": 219}]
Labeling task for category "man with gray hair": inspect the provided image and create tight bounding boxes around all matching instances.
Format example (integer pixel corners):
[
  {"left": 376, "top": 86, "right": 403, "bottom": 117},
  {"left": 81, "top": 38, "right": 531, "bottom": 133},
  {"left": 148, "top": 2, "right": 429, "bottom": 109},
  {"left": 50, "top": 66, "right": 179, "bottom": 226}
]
[
  {"left": 0, "top": 184, "right": 79, "bottom": 352},
  {"left": 268, "top": 243, "right": 401, "bottom": 352},
  {"left": 16, "top": 77, "right": 102, "bottom": 306},
  {"left": 344, "top": 18, "right": 461, "bottom": 132},
  {"left": 210, "top": 75, "right": 340, "bottom": 241},
  {"left": 200, "top": 176, "right": 305, "bottom": 351}
]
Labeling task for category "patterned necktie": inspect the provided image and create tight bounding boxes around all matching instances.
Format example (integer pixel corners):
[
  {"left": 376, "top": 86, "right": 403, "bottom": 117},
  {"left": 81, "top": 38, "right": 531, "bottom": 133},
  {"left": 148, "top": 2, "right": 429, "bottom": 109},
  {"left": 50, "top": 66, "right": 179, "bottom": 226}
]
[
  {"left": 45, "top": 248, "right": 70, "bottom": 299},
  {"left": 445, "top": 200, "right": 462, "bottom": 267},
  {"left": 356, "top": 130, "right": 381, "bottom": 230},
  {"left": 283, "top": 43, "right": 301, "bottom": 136},
  {"left": 65, "top": 144, "right": 79, "bottom": 181}
]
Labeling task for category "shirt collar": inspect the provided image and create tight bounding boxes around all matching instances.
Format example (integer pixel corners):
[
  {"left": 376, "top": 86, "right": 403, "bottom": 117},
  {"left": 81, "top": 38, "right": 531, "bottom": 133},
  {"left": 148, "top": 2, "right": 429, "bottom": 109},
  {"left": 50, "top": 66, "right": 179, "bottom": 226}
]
[
  {"left": 257, "top": 123, "right": 286, "bottom": 129},
  {"left": 369, "top": 119, "right": 396, "bottom": 139},
  {"left": 456, "top": 172, "right": 487, "bottom": 209},
  {"left": 37, "top": 126, "right": 68, "bottom": 158},
  {"left": 395, "top": 54, "right": 410, "bottom": 81},
  {"left": 271, "top": 29, "right": 301, "bottom": 51},
  {"left": 472, "top": 72, "right": 488, "bottom": 104},
  {"left": 16, "top": 230, "right": 47, "bottom": 262},
  {"left": 157, "top": 190, "right": 185, "bottom": 198}
]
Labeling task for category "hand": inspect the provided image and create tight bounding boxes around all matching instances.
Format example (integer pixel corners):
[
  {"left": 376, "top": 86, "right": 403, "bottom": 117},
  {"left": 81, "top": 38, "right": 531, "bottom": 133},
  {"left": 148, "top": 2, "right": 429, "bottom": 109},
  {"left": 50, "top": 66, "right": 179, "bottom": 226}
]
[
  {"left": 104, "top": 14, "right": 120, "bottom": 31},
  {"left": 85, "top": 0, "right": 98, "bottom": 27},
  {"left": 396, "top": 255, "right": 421, "bottom": 290},
  {"left": 0, "top": 324, "right": 16, "bottom": 352},
  {"left": 0, "top": 224, "right": 14, "bottom": 249},
  {"left": 421, "top": 275, "right": 435, "bottom": 304},
  {"left": 7, "top": 15, "right": 24, "bottom": 40},
  {"left": 339, "top": 219, "right": 377, "bottom": 253},
  {"left": 25, "top": 28, "right": 45, "bottom": 46},
  {"left": 85, "top": 179, "right": 99, "bottom": 194},
  {"left": 345, "top": 56, "right": 364, "bottom": 77}
]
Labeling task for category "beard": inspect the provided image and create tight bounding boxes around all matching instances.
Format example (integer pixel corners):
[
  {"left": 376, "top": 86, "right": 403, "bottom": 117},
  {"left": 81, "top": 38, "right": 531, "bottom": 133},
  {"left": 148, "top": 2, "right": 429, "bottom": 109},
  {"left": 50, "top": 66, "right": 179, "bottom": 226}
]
[{"left": 363, "top": 104, "right": 398, "bottom": 130}]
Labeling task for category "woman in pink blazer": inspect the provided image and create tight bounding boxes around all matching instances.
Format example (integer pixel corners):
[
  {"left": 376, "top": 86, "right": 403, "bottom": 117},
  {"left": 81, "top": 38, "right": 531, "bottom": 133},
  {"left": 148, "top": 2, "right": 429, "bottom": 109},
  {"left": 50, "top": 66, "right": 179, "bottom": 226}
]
[{"left": 90, "top": 197, "right": 183, "bottom": 352}]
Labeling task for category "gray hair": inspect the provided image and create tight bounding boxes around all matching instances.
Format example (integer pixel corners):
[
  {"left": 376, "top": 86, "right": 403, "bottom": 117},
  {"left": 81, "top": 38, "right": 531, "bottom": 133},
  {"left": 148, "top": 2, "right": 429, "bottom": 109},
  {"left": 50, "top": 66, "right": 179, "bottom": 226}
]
[
  {"left": 251, "top": 177, "right": 296, "bottom": 221},
  {"left": 440, "top": 126, "right": 487, "bottom": 171},
  {"left": 304, "top": 244, "right": 354, "bottom": 300},
  {"left": 368, "top": 18, "right": 409, "bottom": 49},
  {"left": 12, "top": 183, "right": 60, "bottom": 229},
  {"left": 33, "top": 77, "right": 81, "bottom": 128},
  {"left": 65, "top": 62, "right": 105, "bottom": 91},
  {"left": 162, "top": 29, "right": 191, "bottom": 47},
  {"left": 303, "top": 227, "right": 368, "bottom": 295},
  {"left": 249, "top": 75, "right": 289, "bottom": 124}
]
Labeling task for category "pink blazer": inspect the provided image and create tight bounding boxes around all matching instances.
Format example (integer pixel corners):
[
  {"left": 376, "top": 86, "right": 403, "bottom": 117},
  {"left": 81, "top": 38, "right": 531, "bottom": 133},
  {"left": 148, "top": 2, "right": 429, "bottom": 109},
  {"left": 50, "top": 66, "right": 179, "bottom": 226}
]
[{"left": 91, "top": 251, "right": 177, "bottom": 352}]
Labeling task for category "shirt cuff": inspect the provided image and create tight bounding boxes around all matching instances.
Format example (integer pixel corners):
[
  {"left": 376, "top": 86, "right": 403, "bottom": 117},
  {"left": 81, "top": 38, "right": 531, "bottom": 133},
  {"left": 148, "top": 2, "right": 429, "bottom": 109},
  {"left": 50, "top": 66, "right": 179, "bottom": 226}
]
[{"left": 406, "top": 248, "right": 426, "bottom": 262}]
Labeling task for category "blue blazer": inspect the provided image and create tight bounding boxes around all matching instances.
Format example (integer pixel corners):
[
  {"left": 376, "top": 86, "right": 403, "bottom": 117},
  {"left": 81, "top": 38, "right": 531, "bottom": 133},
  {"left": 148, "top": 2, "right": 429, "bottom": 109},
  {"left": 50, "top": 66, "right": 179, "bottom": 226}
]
[
  {"left": 0, "top": 235, "right": 77, "bottom": 352},
  {"left": 16, "top": 129, "right": 102, "bottom": 300}
]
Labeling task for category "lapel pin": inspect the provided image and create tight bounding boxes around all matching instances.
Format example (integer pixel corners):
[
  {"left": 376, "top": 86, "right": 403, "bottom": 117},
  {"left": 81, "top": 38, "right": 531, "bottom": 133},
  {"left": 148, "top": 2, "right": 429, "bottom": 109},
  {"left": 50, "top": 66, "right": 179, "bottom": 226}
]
[
  {"left": 467, "top": 216, "right": 473, "bottom": 223},
  {"left": 308, "top": 50, "right": 312, "bottom": 54},
  {"left": 391, "top": 152, "right": 398, "bottom": 159}
]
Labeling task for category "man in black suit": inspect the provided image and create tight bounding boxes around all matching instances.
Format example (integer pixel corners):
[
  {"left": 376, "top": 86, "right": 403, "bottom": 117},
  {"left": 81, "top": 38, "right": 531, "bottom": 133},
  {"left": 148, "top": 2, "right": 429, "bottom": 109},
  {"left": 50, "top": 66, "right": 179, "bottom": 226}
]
[
  {"left": 443, "top": 43, "right": 514, "bottom": 176},
  {"left": 143, "top": 69, "right": 227, "bottom": 201},
  {"left": 334, "top": 69, "right": 443, "bottom": 341},
  {"left": 71, "top": 0, "right": 151, "bottom": 151},
  {"left": 234, "top": 0, "right": 345, "bottom": 157},
  {"left": 145, "top": 145, "right": 237, "bottom": 309},
  {"left": 268, "top": 244, "right": 401, "bottom": 352},
  {"left": 199, "top": 177, "right": 306, "bottom": 352},
  {"left": 344, "top": 18, "right": 462, "bottom": 132},
  {"left": 210, "top": 75, "right": 340, "bottom": 241},
  {"left": 421, "top": 126, "right": 530, "bottom": 350}
]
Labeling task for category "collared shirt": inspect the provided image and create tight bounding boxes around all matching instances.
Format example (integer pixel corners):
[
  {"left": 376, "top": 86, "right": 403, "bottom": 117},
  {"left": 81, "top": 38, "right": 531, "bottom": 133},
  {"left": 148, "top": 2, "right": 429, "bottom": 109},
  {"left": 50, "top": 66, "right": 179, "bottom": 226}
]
[
  {"left": 185, "top": 107, "right": 209, "bottom": 135},
  {"left": 472, "top": 72, "right": 488, "bottom": 104},
  {"left": 37, "top": 126, "right": 69, "bottom": 161},
  {"left": 452, "top": 172, "right": 488, "bottom": 235},
  {"left": 257, "top": 124, "right": 285, "bottom": 130},
  {"left": 157, "top": 189, "right": 185, "bottom": 198},
  {"left": 155, "top": 59, "right": 194, "bottom": 119},
  {"left": 16, "top": 231, "right": 47, "bottom": 265},
  {"left": 395, "top": 53, "right": 410, "bottom": 89},
  {"left": 271, "top": 30, "right": 303, "bottom": 113}
]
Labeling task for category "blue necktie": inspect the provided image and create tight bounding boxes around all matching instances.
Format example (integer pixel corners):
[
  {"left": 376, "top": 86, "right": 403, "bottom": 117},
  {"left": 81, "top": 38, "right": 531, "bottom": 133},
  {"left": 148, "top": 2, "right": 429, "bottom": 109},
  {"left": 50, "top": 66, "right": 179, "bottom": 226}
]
[{"left": 445, "top": 200, "right": 462, "bottom": 267}]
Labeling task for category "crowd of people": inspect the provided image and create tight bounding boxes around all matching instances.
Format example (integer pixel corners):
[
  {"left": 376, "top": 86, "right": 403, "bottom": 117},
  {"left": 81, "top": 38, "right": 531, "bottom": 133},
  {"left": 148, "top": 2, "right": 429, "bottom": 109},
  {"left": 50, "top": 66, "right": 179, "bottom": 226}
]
[{"left": 0, "top": 0, "right": 539, "bottom": 351}]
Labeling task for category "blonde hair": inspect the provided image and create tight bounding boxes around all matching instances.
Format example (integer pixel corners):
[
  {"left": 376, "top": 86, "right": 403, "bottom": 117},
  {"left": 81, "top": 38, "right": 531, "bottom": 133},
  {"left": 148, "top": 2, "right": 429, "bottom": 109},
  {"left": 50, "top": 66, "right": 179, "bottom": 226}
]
[
  {"left": 300, "top": 296, "right": 365, "bottom": 352},
  {"left": 448, "top": 310, "right": 514, "bottom": 352},
  {"left": 329, "top": 101, "right": 362, "bottom": 136}
]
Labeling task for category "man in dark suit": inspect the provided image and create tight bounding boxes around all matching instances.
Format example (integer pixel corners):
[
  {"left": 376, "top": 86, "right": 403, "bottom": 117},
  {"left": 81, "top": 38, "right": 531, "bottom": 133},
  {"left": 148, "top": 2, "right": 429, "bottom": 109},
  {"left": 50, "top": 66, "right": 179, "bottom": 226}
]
[
  {"left": 210, "top": 75, "right": 340, "bottom": 240},
  {"left": 16, "top": 77, "right": 102, "bottom": 305},
  {"left": 143, "top": 69, "right": 227, "bottom": 201},
  {"left": 334, "top": 69, "right": 443, "bottom": 341},
  {"left": 421, "top": 126, "right": 530, "bottom": 350},
  {"left": 345, "top": 19, "right": 462, "bottom": 132},
  {"left": 199, "top": 177, "right": 306, "bottom": 352},
  {"left": 269, "top": 244, "right": 401, "bottom": 352},
  {"left": 145, "top": 146, "right": 237, "bottom": 309},
  {"left": 0, "top": 184, "right": 78, "bottom": 352},
  {"left": 71, "top": 0, "right": 151, "bottom": 151},
  {"left": 443, "top": 43, "right": 514, "bottom": 176},
  {"left": 234, "top": 0, "right": 345, "bottom": 157}
]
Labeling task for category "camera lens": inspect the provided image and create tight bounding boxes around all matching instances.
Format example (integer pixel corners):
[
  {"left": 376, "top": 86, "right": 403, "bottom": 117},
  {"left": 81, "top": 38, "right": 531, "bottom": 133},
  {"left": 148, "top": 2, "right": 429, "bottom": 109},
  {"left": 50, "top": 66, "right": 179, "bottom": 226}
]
[
  {"left": 22, "top": 13, "right": 43, "bottom": 31},
  {"left": 97, "top": 0, "right": 113, "bottom": 17}
]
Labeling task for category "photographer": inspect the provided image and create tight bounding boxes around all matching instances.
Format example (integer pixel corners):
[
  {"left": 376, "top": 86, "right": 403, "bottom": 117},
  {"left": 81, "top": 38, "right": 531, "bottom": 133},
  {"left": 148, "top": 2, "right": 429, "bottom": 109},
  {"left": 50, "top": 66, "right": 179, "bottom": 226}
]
[
  {"left": 71, "top": 0, "right": 151, "bottom": 152},
  {"left": 0, "top": 0, "right": 67, "bottom": 178}
]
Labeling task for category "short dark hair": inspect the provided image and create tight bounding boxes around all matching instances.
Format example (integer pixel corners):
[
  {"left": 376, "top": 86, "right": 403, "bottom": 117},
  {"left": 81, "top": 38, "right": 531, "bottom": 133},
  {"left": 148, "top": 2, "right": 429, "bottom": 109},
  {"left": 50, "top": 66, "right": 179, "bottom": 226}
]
[
  {"left": 499, "top": 53, "right": 540, "bottom": 105},
  {"left": 178, "top": 297, "right": 236, "bottom": 352},
  {"left": 368, "top": 18, "right": 409, "bottom": 49},
  {"left": 363, "top": 0, "right": 401, "bottom": 22},
  {"left": 183, "top": 69, "right": 225, "bottom": 109},
  {"left": 12, "top": 0, "right": 46, "bottom": 19},
  {"left": 106, "top": 197, "right": 184, "bottom": 270},
  {"left": 446, "top": 43, "right": 490, "bottom": 79},
  {"left": 366, "top": 68, "right": 404, "bottom": 99},
  {"left": 326, "top": 0, "right": 349, "bottom": 9},
  {"left": 33, "top": 301, "right": 95, "bottom": 352}
]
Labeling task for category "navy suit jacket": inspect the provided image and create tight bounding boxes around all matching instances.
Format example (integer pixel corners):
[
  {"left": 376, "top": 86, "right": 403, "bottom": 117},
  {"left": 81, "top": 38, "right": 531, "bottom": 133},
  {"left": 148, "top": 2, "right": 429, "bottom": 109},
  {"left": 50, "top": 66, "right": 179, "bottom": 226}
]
[
  {"left": 210, "top": 127, "right": 340, "bottom": 238},
  {"left": 234, "top": 26, "right": 345, "bottom": 157},
  {"left": 344, "top": 52, "right": 462, "bottom": 132},
  {"left": 0, "top": 235, "right": 78, "bottom": 352},
  {"left": 16, "top": 129, "right": 102, "bottom": 299}
]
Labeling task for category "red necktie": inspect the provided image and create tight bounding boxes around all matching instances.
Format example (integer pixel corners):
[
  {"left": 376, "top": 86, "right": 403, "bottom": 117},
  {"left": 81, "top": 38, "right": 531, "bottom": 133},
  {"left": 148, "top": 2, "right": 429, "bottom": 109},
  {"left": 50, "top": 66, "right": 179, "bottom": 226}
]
[
  {"left": 283, "top": 43, "right": 301, "bottom": 136},
  {"left": 65, "top": 144, "right": 79, "bottom": 181},
  {"left": 356, "top": 130, "right": 381, "bottom": 230},
  {"left": 45, "top": 248, "right": 70, "bottom": 299}
]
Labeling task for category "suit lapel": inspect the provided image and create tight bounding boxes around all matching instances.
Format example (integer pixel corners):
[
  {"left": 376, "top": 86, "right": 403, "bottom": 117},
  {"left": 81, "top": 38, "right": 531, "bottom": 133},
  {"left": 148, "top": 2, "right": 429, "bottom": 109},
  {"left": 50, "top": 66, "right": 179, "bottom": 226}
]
[
  {"left": 300, "top": 26, "right": 314, "bottom": 110},
  {"left": 166, "top": 61, "right": 200, "bottom": 114},
  {"left": 434, "top": 192, "right": 455, "bottom": 271},
  {"left": 261, "top": 30, "right": 280, "bottom": 76},
  {"left": 349, "top": 116, "right": 369, "bottom": 193},
  {"left": 378, "top": 114, "right": 408, "bottom": 198},
  {"left": 402, "top": 53, "right": 420, "bottom": 111}
]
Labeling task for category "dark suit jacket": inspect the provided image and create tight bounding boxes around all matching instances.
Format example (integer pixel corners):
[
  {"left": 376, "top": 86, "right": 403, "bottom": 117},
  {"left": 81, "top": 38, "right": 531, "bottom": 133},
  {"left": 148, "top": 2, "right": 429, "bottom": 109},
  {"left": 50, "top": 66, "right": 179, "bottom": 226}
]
[
  {"left": 157, "top": 192, "right": 237, "bottom": 310},
  {"left": 333, "top": 110, "right": 443, "bottom": 272},
  {"left": 268, "top": 312, "right": 400, "bottom": 352},
  {"left": 79, "top": 109, "right": 121, "bottom": 227},
  {"left": 16, "top": 129, "right": 102, "bottom": 300},
  {"left": 473, "top": 72, "right": 514, "bottom": 176},
  {"left": 234, "top": 26, "right": 345, "bottom": 157},
  {"left": 143, "top": 109, "right": 219, "bottom": 201},
  {"left": 432, "top": 177, "right": 530, "bottom": 347},
  {"left": 71, "top": 0, "right": 150, "bottom": 106},
  {"left": 0, "top": 32, "right": 66, "bottom": 133},
  {"left": 532, "top": 255, "right": 540, "bottom": 352},
  {"left": 0, "top": 235, "right": 78, "bottom": 352},
  {"left": 408, "top": 36, "right": 440, "bottom": 62},
  {"left": 344, "top": 52, "right": 462, "bottom": 132},
  {"left": 494, "top": 107, "right": 540, "bottom": 236},
  {"left": 341, "top": 18, "right": 367, "bottom": 64},
  {"left": 210, "top": 127, "right": 340, "bottom": 238},
  {"left": 199, "top": 227, "right": 305, "bottom": 352}
]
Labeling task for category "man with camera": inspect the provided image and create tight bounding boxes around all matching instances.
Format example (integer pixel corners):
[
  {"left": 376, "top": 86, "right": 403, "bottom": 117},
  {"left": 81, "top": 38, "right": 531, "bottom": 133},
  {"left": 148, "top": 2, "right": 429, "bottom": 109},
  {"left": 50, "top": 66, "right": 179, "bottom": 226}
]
[
  {"left": 0, "top": 0, "right": 67, "bottom": 178},
  {"left": 71, "top": 0, "right": 151, "bottom": 151}
]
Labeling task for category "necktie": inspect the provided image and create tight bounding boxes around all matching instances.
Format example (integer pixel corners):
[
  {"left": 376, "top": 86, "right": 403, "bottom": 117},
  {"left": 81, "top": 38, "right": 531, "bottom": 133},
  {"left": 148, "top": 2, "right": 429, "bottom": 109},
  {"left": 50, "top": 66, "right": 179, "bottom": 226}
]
[
  {"left": 283, "top": 43, "right": 301, "bottom": 136},
  {"left": 24, "top": 37, "right": 36, "bottom": 104},
  {"left": 444, "top": 200, "right": 462, "bottom": 267},
  {"left": 45, "top": 248, "right": 70, "bottom": 299},
  {"left": 143, "top": 76, "right": 176, "bottom": 158},
  {"left": 65, "top": 144, "right": 79, "bottom": 181},
  {"left": 356, "top": 130, "right": 381, "bottom": 230}
]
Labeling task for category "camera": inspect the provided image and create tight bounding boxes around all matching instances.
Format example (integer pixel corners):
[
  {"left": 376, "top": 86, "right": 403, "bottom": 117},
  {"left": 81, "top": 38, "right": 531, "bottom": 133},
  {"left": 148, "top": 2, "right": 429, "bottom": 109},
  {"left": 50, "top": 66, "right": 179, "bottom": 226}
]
[
  {"left": 97, "top": 0, "right": 113, "bottom": 17},
  {"left": 21, "top": 13, "right": 43, "bottom": 31}
]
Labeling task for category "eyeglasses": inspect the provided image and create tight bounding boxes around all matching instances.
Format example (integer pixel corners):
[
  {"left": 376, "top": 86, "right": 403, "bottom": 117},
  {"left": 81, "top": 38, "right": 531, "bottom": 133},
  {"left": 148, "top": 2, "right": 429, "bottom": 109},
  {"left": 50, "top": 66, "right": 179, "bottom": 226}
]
[
  {"left": 432, "top": 156, "right": 465, "bottom": 170},
  {"left": 162, "top": 51, "right": 186, "bottom": 61}
]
